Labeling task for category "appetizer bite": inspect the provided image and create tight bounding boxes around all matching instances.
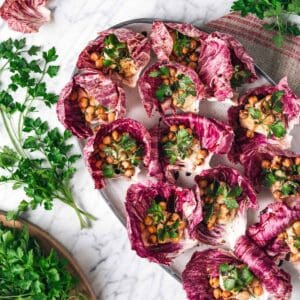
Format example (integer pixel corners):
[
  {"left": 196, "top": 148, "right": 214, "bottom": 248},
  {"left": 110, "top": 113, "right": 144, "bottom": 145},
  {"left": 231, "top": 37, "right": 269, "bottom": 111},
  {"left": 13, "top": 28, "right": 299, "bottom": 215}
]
[
  {"left": 125, "top": 181, "right": 202, "bottom": 265},
  {"left": 198, "top": 32, "right": 257, "bottom": 101},
  {"left": 150, "top": 21, "right": 207, "bottom": 68},
  {"left": 77, "top": 28, "right": 151, "bottom": 87},
  {"left": 84, "top": 118, "right": 151, "bottom": 189},
  {"left": 182, "top": 236, "right": 292, "bottom": 300},
  {"left": 248, "top": 200, "right": 300, "bottom": 271},
  {"left": 240, "top": 141, "right": 300, "bottom": 202},
  {"left": 194, "top": 166, "right": 257, "bottom": 247},
  {"left": 138, "top": 62, "right": 205, "bottom": 116},
  {"left": 57, "top": 69, "right": 126, "bottom": 139},
  {"left": 228, "top": 77, "right": 300, "bottom": 162},
  {"left": 149, "top": 113, "right": 234, "bottom": 183}
]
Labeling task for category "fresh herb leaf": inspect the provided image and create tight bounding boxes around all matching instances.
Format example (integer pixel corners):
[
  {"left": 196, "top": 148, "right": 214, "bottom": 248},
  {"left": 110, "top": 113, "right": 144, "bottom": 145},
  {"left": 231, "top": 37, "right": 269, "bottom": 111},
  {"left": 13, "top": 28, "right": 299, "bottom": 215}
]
[
  {"left": 248, "top": 107, "right": 262, "bottom": 120},
  {"left": 149, "top": 70, "right": 160, "bottom": 77},
  {"left": 224, "top": 278, "right": 236, "bottom": 291},
  {"left": 102, "top": 164, "right": 115, "bottom": 178},
  {"left": 220, "top": 263, "right": 229, "bottom": 273},
  {"left": 294, "top": 237, "right": 300, "bottom": 249},
  {"left": 240, "top": 266, "right": 254, "bottom": 285},
  {"left": 228, "top": 185, "right": 243, "bottom": 198},
  {"left": 147, "top": 201, "right": 165, "bottom": 223},
  {"left": 269, "top": 120, "right": 286, "bottom": 138},
  {"left": 281, "top": 181, "right": 299, "bottom": 195},
  {"left": 119, "top": 133, "right": 137, "bottom": 151},
  {"left": 231, "top": 65, "right": 251, "bottom": 88},
  {"left": 263, "top": 170, "right": 277, "bottom": 186},
  {"left": 155, "top": 84, "right": 172, "bottom": 102},
  {"left": 224, "top": 198, "right": 239, "bottom": 209},
  {"left": 271, "top": 90, "right": 284, "bottom": 113},
  {"left": 173, "top": 31, "right": 191, "bottom": 56}
]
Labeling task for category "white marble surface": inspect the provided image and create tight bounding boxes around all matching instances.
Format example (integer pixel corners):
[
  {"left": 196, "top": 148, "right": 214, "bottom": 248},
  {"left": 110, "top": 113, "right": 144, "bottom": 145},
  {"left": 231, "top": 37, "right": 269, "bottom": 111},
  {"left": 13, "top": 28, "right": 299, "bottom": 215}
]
[{"left": 0, "top": 1, "right": 234, "bottom": 299}]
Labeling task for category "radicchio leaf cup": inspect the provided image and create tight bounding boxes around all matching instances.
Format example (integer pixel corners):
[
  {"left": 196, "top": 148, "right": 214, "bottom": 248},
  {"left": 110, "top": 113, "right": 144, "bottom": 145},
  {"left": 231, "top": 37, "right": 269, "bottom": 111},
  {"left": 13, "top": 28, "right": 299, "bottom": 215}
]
[
  {"left": 76, "top": 28, "right": 151, "bottom": 87},
  {"left": 182, "top": 236, "right": 292, "bottom": 300},
  {"left": 0, "top": 0, "right": 50, "bottom": 33},
  {"left": 240, "top": 140, "right": 300, "bottom": 203},
  {"left": 150, "top": 20, "right": 207, "bottom": 64},
  {"left": 228, "top": 77, "right": 300, "bottom": 163},
  {"left": 193, "top": 166, "right": 258, "bottom": 247},
  {"left": 148, "top": 113, "right": 234, "bottom": 183},
  {"left": 57, "top": 69, "right": 126, "bottom": 139},
  {"left": 198, "top": 32, "right": 257, "bottom": 101},
  {"left": 248, "top": 200, "right": 300, "bottom": 269},
  {"left": 84, "top": 118, "right": 151, "bottom": 189},
  {"left": 138, "top": 62, "right": 206, "bottom": 117},
  {"left": 125, "top": 181, "right": 202, "bottom": 265}
]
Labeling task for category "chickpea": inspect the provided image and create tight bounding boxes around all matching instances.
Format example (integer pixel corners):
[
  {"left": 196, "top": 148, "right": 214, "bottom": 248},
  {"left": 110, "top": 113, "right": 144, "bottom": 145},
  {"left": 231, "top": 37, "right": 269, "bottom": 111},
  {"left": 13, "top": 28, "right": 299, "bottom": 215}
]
[
  {"left": 213, "top": 288, "right": 222, "bottom": 299},
  {"left": 85, "top": 113, "right": 93, "bottom": 123},
  {"left": 163, "top": 79, "right": 170, "bottom": 85},
  {"left": 102, "top": 135, "right": 112, "bottom": 145},
  {"left": 199, "top": 179, "right": 208, "bottom": 188},
  {"left": 112, "top": 130, "right": 120, "bottom": 141},
  {"left": 108, "top": 112, "right": 116, "bottom": 123},
  {"left": 168, "top": 132, "right": 175, "bottom": 140},
  {"left": 95, "top": 160, "right": 102, "bottom": 169},
  {"left": 253, "top": 285, "right": 264, "bottom": 296},
  {"left": 188, "top": 62, "right": 197, "bottom": 69},
  {"left": 207, "top": 215, "right": 217, "bottom": 230},
  {"left": 95, "top": 106, "right": 105, "bottom": 115},
  {"left": 148, "top": 234, "right": 157, "bottom": 244},
  {"left": 239, "top": 110, "right": 248, "bottom": 119},
  {"left": 277, "top": 232, "right": 287, "bottom": 240},
  {"left": 238, "top": 291, "right": 250, "bottom": 300},
  {"left": 263, "top": 114, "right": 275, "bottom": 125},
  {"left": 170, "top": 125, "right": 178, "bottom": 132},
  {"left": 90, "top": 52, "right": 100, "bottom": 62},
  {"left": 86, "top": 106, "right": 95, "bottom": 114},
  {"left": 69, "top": 90, "right": 78, "bottom": 101},
  {"left": 95, "top": 58, "right": 103, "bottom": 68},
  {"left": 190, "top": 40, "right": 197, "bottom": 49},
  {"left": 179, "top": 124, "right": 185, "bottom": 129},
  {"left": 98, "top": 143, "right": 106, "bottom": 151},
  {"left": 105, "top": 156, "right": 113, "bottom": 164},
  {"left": 273, "top": 190, "right": 282, "bottom": 200},
  {"left": 246, "top": 130, "right": 254, "bottom": 138},
  {"left": 178, "top": 220, "right": 186, "bottom": 230},
  {"left": 282, "top": 158, "right": 292, "bottom": 168},
  {"left": 169, "top": 68, "right": 176, "bottom": 77},
  {"left": 121, "top": 161, "right": 131, "bottom": 169},
  {"left": 290, "top": 253, "right": 300, "bottom": 262},
  {"left": 261, "top": 159, "right": 271, "bottom": 169},
  {"left": 159, "top": 202, "right": 167, "bottom": 210},
  {"left": 99, "top": 151, "right": 106, "bottom": 158},
  {"left": 144, "top": 215, "right": 153, "bottom": 226},
  {"left": 222, "top": 291, "right": 232, "bottom": 298},
  {"left": 161, "top": 135, "right": 169, "bottom": 143},
  {"left": 292, "top": 221, "right": 300, "bottom": 236},
  {"left": 189, "top": 53, "right": 198, "bottom": 62},
  {"left": 248, "top": 95, "right": 258, "bottom": 106},
  {"left": 182, "top": 47, "right": 189, "bottom": 54},
  {"left": 209, "top": 277, "right": 220, "bottom": 288},
  {"left": 197, "top": 158, "right": 204, "bottom": 165},
  {"left": 124, "top": 168, "right": 135, "bottom": 178},
  {"left": 100, "top": 113, "right": 108, "bottom": 121},
  {"left": 171, "top": 213, "right": 180, "bottom": 221},
  {"left": 79, "top": 97, "right": 89, "bottom": 109},
  {"left": 295, "top": 157, "right": 300, "bottom": 165},
  {"left": 147, "top": 225, "right": 157, "bottom": 234}
]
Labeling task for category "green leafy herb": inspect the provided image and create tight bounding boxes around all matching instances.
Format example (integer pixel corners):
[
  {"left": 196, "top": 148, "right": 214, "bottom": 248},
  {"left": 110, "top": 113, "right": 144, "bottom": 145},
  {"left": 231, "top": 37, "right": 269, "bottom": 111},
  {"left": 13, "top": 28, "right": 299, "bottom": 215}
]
[
  {"left": 149, "top": 70, "right": 160, "bottom": 77},
  {"left": 0, "top": 38, "right": 96, "bottom": 228},
  {"left": 294, "top": 237, "right": 300, "bottom": 249},
  {"left": 281, "top": 181, "right": 299, "bottom": 195},
  {"left": 203, "top": 202, "right": 214, "bottom": 224},
  {"left": 157, "top": 219, "right": 180, "bottom": 241},
  {"left": 269, "top": 120, "right": 286, "bottom": 138},
  {"left": 231, "top": 0, "right": 300, "bottom": 48},
  {"left": 263, "top": 170, "right": 277, "bottom": 186},
  {"left": 147, "top": 200, "right": 165, "bottom": 223},
  {"left": 0, "top": 224, "right": 86, "bottom": 299},
  {"left": 224, "top": 278, "right": 236, "bottom": 291},
  {"left": 102, "top": 163, "right": 115, "bottom": 178},
  {"left": 173, "top": 31, "right": 191, "bottom": 56},
  {"left": 271, "top": 91, "right": 284, "bottom": 113},
  {"left": 249, "top": 107, "right": 262, "bottom": 120},
  {"left": 155, "top": 84, "right": 172, "bottom": 102},
  {"left": 231, "top": 65, "right": 251, "bottom": 88},
  {"left": 119, "top": 133, "right": 137, "bottom": 151}
]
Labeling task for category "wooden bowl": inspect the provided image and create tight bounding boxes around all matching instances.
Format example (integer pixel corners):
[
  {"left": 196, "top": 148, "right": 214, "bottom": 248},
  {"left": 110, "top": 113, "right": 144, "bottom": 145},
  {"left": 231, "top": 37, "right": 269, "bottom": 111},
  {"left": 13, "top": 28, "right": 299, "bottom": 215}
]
[{"left": 0, "top": 211, "right": 97, "bottom": 300}]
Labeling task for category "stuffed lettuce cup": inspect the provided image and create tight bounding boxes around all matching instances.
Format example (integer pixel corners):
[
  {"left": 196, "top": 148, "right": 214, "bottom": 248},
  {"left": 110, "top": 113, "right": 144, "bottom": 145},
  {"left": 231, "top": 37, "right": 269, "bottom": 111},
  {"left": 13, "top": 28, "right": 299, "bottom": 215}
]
[
  {"left": 198, "top": 32, "right": 257, "bottom": 101},
  {"left": 228, "top": 77, "right": 300, "bottom": 162},
  {"left": 125, "top": 181, "right": 202, "bottom": 265},
  {"left": 182, "top": 236, "right": 292, "bottom": 300},
  {"left": 84, "top": 118, "right": 151, "bottom": 189},
  {"left": 248, "top": 200, "right": 300, "bottom": 273},
  {"left": 150, "top": 21, "right": 207, "bottom": 68},
  {"left": 148, "top": 113, "right": 234, "bottom": 183},
  {"left": 240, "top": 141, "right": 300, "bottom": 202},
  {"left": 194, "top": 166, "right": 258, "bottom": 247},
  {"left": 138, "top": 62, "right": 205, "bottom": 116},
  {"left": 77, "top": 28, "right": 151, "bottom": 87},
  {"left": 57, "top": 69, "right": 126, "bottom": 139}
]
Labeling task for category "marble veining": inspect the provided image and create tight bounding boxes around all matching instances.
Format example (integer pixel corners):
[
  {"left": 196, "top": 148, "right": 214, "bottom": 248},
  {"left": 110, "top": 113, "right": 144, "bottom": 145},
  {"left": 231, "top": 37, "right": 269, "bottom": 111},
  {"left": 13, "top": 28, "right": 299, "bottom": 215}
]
[{"left": 0, "top": 1, "right": 234, "bottom": 299}]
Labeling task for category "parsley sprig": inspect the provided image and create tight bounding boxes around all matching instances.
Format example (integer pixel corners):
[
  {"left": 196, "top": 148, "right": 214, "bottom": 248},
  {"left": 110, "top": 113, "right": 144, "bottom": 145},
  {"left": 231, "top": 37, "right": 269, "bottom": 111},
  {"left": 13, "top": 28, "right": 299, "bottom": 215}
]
[
  {"left": 231, "top": 0, "right": 300, "bottom": 47},
  {"left": 0, "top": 224, "right": 86, "bottom": 299},
  {"left": 0, "top": 38, "right": 96, "bottom": 228}
]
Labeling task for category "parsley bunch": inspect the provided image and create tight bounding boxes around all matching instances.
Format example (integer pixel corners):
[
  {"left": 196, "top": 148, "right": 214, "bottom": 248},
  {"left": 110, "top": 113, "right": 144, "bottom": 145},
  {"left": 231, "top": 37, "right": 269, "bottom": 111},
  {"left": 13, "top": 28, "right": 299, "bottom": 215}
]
[
  {"left": 0, "top": 38, "right": 96, "bottom": 228},
  {"left": 0, "top": 224, "right": 85, "bottom": 299},
  {"left": 231, "top": 0, "right": 300, "bottom": 47}
]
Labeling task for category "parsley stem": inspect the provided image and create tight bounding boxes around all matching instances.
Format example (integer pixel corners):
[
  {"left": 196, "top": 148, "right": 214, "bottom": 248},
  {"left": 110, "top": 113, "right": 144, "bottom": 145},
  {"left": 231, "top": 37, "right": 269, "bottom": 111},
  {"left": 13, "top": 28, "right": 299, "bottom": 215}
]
[{"left": 0, "top": 110, "right": 24, "bottom": 157}]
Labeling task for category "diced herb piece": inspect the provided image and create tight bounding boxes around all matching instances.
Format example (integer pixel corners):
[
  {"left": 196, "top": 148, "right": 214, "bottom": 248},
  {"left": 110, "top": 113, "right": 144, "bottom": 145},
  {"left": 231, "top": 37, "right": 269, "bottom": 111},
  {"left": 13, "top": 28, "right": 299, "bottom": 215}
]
[
  {"left": 271, "top": 90, "right": 284, "bottom": 113},
  {"left": 281, "top": 181, "right": 299, "bottom": 195},
  {"left": 294, "top": 237, "right": 300, "bottom": 249},
  {"left": 119, "top": 133, "right": 137, "bottom": 151},
  {"left": 159, "top": 66, "right": 170, "bottom": 76},
  {"left": 149, "top": 71, "right": 160, "bottom": 77},
  {"left": 224, "top": 278, "right": 236, "bottom": 291},
  {"left": 269, "top": 120, "right": 286, "bottom": 138},
  {"left": 102, "top": 164, "right": 115, "bottom": 178},
  {"left": 219, "top": 263, "right": 229, "bottom": 273},
  {"left": 231, "top": 65, "right": 251, "bottom": 88},
  {"left": 155, "top": 84, "right": 172, "bottom": 102},
  {"left": 224, "top": 198, "right": 239, "bottom": 209},
  {"left": 228, "top": 185, "right": 243, "bottom": 198},
  {"left": 240, "top": 266, "right": 254, "bottom": 285},
  {"left": 147, "top": 201, "right": 165, "bottom": 223},
  {"left": 263, "top": 171, "right": 277, "bottom": 186},
  {"left": 173, "top": 31, "right": 191, "bottom": 56},
  {"left": 248, "top": 107, "right": 262, "bottom": 120}
]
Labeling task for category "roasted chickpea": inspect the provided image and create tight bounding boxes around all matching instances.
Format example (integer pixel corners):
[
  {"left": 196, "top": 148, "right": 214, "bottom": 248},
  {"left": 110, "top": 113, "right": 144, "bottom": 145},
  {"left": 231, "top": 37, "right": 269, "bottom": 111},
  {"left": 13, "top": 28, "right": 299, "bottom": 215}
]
[
  {"left": 246, "top": 130, "right": 254, "bottom": 138},
  {"left": 95, "top": 106, "right": 105, "bottom": 115},
  {"left": 261, "top": 159, "right": 271, "bottom": 169},
  {"left": 85, "top": 113, "right": 93, "bottom": 123},
  {"left": 147, "top": 225, "right": 157, "bottom": 234},
  {"left": 253, "top": 285, "right": 264, "bottom": 296},
  {"left": 209, "top": 277, "right": 220, "bottom": 288},
  {"left": 95, "top": 160, "right": 102, "bottom": 169},
  {"left": 188, "top": 62, "right": 197, "bottom": 69},
  {"left": 238, "top": 291, "right": 250, "bottom": 300},
  {"left": 98, "top": 143, "right": 106, "bottom": 151},
  {"left": 207, "top": 215, "right": 217, "bottom": 230},
  {"left": 106, "top": 156, "right": 114, "bottom": 164},
  {"left": 124, "top": 168, "right": 135, "bottom": 178},
  {"left": 292, "top": 221, "right": 300, "bottom": 236},
  {"left": 169, "top": 68, "right": 176, "bottom": 77},
  {"left": 108, "top": 112, "right": 116, "bottom": 123},
  {"left": 282, "top": 158, "right": 292, "bottom": 168},
  {"left": 190, "top": 40, "right": 197, "bottom": 49},
  {"left": 263, "top": 114, "right": 275, "bottom": 125},
  {"left": 189, "top": 53, "right": 198, "bottom": 62},
  {"left": 79, "top": 97, "right": 89, "bottom": 109},
  {"left": 171, "top": 213, "right": 180, "bottom": 221},
  {"left": 86, "top": 106, "right": 95, "bottom": 114},
  {"left": 89, "top": 97, "right": 97, "bottom": 106},
  {"left": 163, "top": 79, "right": 170, "bottom": 85},
  {"left": 273, "top": 190, "right": 282, "bottom": 200},
  {"left": 144, "top": 215, "right": 153, "bottom": 226},
  {"left": 222, "top": 291, "right": 232, "bottom": 298},
  {"left": 111, "top": 130, "right": 120, "bottom": 141},
  {"left": 168, "top": 132, "right": 175, "bottom": 140},
  {"left": 95, "top": 58, "right": 103, "bottom": 69},
  {"left": 159, "top": 201, "right": 167, "bottom": 210},
  {"left": 248, "top": 95, "right": 258, "bottom": 106},
  {"left": 182, "top": 47, "right": 189, "bottom": 54},
  {"left": 90, "top": 52, "right": 100, "bottom": 62},
  {"left": 295, "top": 157, "right": 300, "bottom": 165},
  {"left": 121, "top": 161, "right": 131, "bottom": 169},
  {"left": 213, "top": 288, "right": 222, "bottom": 299},
  {"left": 170, "top": 125, "right": 178, "bottom": 132},
  {"left": 148, "top": 234, "right": 157, "bottom": 244},
  {"left": 103, "top": 135, "right": 112, "bottom": 145}
]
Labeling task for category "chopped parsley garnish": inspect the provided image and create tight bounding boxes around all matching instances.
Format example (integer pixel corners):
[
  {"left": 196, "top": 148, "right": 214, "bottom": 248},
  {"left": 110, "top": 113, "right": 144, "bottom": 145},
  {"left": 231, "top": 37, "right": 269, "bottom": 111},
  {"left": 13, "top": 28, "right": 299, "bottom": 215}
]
[
  {"left": 231, "top": 65, "right": 251, "bottom": 88},
  {"left": 269, "top": 120, "right": 286, "bottom": 138},
  {"left": 173, "top": 31, "right": 191, "bottom": 56},
  {"left": 157, "top": 219, "right": 180, "bottom": 241},
  {"left": 147, "top": 201, "right": 165, "bottom": 223}
]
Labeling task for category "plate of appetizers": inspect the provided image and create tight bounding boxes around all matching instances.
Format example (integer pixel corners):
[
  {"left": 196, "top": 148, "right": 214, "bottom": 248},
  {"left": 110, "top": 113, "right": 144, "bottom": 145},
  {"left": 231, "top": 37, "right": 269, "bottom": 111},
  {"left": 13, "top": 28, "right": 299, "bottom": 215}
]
[
  {"left": 57, "top": 18, "right": 300, "bottom": 299},
  {"left": 0, "top": 211, "right": 96, "bottom": 299}
]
